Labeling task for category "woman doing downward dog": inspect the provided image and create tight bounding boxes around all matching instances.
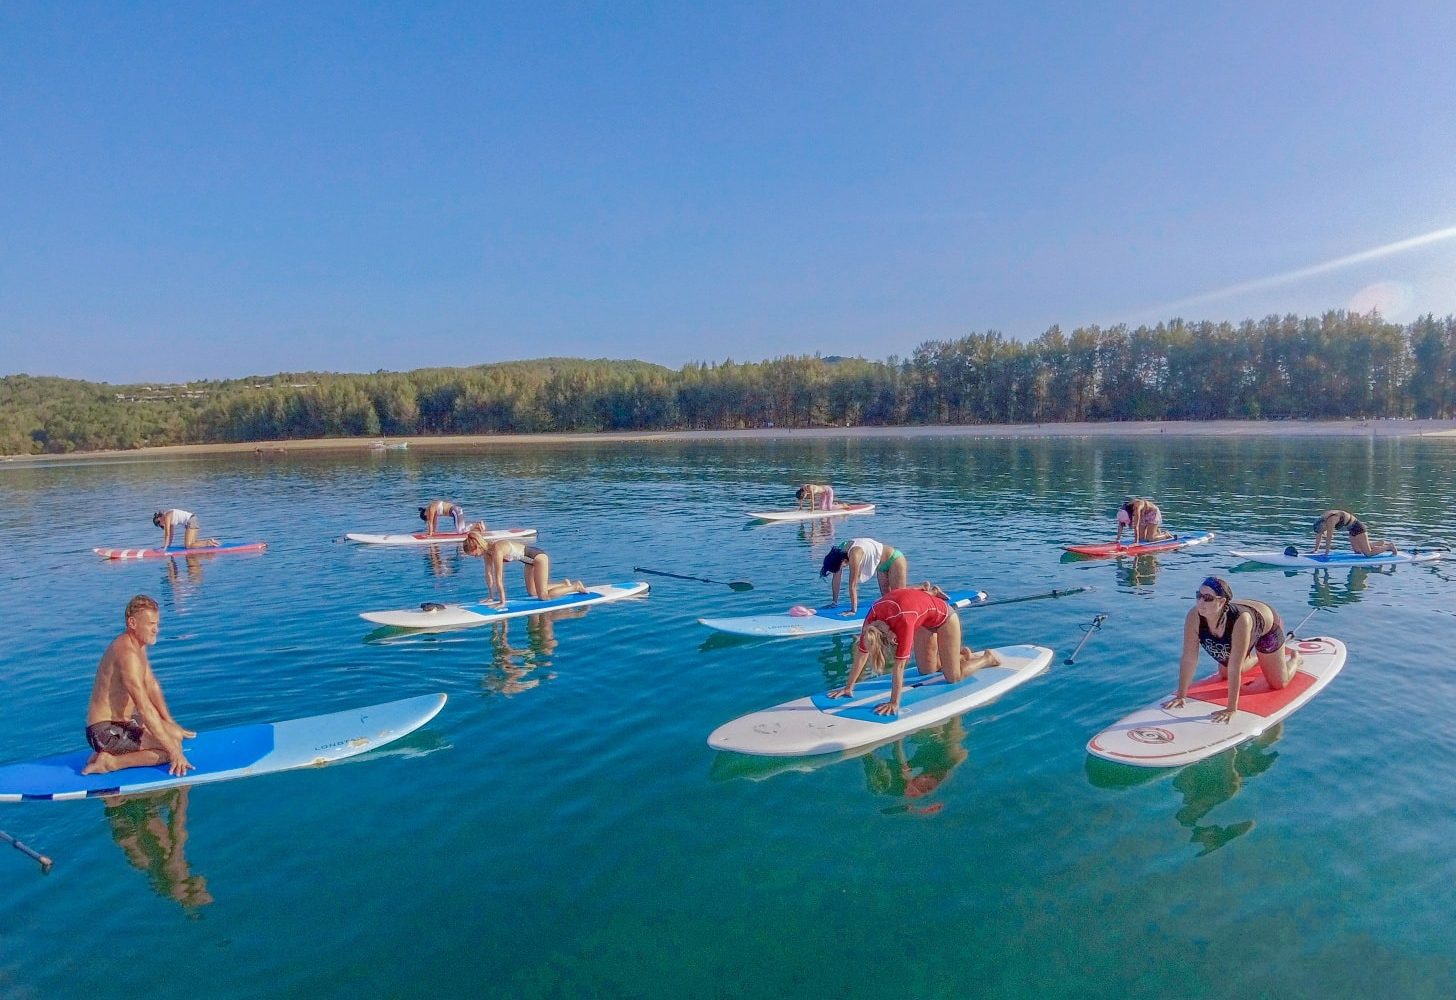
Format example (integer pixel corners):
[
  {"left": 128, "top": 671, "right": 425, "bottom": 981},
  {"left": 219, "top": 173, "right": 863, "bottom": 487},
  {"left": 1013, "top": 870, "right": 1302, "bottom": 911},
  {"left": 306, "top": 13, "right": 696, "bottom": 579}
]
[
  {"left": 462, "top": 527, "right": 586, "bottom": 605},
  {"left": 827, "top": 584, "right": 1000, "bottom": 716},
  {"left": 820, "top": 537, "right": 908, "bottom": 615},
  {"left": 1164, "top": 576, "right": 1302, "bottom": 725}
]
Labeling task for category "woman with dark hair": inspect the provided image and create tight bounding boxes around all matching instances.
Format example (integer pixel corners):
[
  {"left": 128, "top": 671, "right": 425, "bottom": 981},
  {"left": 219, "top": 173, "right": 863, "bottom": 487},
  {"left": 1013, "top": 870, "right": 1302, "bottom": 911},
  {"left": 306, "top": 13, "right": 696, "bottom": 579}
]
[
  {"left": 1164, "top": 576, "right": 1302, "bottom": 724},
  {"left": 826, "top": 584, "right": 999, "bottom": 717},
  {"left": 419, "top": 500, "right": 466, "bottom": 535},
  {"left": 820, "top": 537, "right": 908, "bottom": 615},
  {"left": 1312, "top": 510, "right": 1396, "bottom": 557},
  {"left": 1116, "top": 498, "right": 1172, "bottom": 545},
  {"left": 795, "top": 483, "right": 835, "bottom": 511}
]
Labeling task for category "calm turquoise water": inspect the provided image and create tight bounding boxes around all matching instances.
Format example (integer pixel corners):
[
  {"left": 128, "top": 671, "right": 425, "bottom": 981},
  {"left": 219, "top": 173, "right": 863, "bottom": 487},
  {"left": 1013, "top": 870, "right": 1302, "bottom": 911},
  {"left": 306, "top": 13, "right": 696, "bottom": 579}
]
[{"left": 2, "top": 436, "right": 1455, "bottom": 999}]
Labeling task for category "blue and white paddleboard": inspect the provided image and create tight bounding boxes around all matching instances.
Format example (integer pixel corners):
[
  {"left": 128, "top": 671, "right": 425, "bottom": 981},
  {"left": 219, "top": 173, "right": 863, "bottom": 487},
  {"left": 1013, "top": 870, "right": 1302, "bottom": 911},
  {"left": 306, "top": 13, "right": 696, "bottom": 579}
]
[
  {"left": 0, "top": 693, "right": 446, "bottom": 801},
  {"left": 360, "top": 582, "right": 649, "bottom": 629},
  {"left": 708, "top": 645, "right": 1053, "bottom": 756},
  {"left": 1229, "top": 548, "right": 1446, "bottom": 568},
  {"left": 698, "top": 587, "right": 987, "bottom": 639}
]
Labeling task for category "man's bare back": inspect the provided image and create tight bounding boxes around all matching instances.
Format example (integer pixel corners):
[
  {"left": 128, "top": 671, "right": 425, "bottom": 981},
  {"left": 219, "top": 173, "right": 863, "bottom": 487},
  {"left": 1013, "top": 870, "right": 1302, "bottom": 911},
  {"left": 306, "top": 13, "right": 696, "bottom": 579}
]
[{"left": 83, "top": 596, "right": 195, "bottom": 777}]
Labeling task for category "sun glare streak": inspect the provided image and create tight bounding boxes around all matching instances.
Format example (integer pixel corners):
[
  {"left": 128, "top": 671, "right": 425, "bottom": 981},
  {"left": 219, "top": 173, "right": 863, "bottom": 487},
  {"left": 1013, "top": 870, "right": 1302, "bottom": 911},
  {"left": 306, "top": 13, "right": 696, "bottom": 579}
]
[{"left": 1149, "top": 224, "right": 1456, "bottom": 315}]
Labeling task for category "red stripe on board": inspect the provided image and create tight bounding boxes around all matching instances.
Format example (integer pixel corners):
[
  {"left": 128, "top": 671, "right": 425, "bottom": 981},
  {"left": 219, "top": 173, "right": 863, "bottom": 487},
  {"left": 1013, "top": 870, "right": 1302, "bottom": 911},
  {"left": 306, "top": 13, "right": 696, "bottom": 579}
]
[{"left": 1186, "top": 668, "right": 1316, "bottom": 716}]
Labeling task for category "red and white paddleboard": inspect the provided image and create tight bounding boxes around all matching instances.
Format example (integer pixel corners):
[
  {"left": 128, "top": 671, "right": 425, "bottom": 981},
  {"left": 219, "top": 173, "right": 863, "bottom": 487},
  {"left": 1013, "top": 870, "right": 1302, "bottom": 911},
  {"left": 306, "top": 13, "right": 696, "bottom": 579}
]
[
  {"left": 746, "top": 503, "right": 876, "bottom": 523},
  {"left": 1063, "top": 531, "right": 1215, "bottom": 558},
  {"left": 345, "top": 528, "right": 536, "bottom": 546},
  {"left": 1087, "top": 636, "right": 1345, "bottom": 768},
  {"left": 94, "top": 541, "right": 268, "bottom": 560}
]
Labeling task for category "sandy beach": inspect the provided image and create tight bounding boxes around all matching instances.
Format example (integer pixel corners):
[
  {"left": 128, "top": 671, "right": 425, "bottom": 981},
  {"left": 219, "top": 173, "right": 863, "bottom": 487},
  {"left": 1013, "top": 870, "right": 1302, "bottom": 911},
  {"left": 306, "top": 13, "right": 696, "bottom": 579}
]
[{"left": 4, "top": 418, "right": 1456, "bottom": 464}]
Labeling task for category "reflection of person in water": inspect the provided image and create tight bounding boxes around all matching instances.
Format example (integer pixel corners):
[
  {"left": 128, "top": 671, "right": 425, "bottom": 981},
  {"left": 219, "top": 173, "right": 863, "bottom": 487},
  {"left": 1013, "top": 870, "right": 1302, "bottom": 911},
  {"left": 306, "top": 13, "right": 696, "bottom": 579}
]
[
  {"left": 799, "top": 519, "right": 836, "bottom": 547},
  {"left": 860, "top": 718, "right": 970, "bottom": 815},
  {"left": 1309, "top": 566, "right": 1385, "bottom": 608},
  {"left": 483, "top": 607, "right": 589, "bottom": 696},
  {"left": 423, "top": 544, "right": 458, "bottom": 579},
  {"left": 1117, "top": 553, "right": 1160, "bottom": 590},
  {"left": 103, "top": 786, "right": 213, "bottom": 911},
  {"left": 1171, "top": 724, "right": 1283, "bottom": 856},
  {"left": 164, "top": 555, "right": 205, "bottom": 607}
]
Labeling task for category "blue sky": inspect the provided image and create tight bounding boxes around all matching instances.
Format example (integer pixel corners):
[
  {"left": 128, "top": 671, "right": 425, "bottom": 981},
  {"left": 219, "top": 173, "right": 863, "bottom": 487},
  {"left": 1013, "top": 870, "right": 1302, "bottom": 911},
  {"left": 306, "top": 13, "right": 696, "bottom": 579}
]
[{"left": 2, "top": 2, "right": 1453, "bottom": 383}]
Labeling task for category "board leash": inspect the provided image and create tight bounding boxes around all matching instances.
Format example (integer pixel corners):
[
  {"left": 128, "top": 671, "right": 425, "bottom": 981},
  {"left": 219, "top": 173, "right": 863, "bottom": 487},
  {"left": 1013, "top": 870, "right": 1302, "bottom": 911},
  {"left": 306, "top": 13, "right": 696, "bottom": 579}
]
[
  {"left": 967, "top": 586, "right": 1090, "bottom": 610},
  {"left": 1, "top": 830, "right": 52, "bottom": 873},
  {"left": 1064, "top": 613, "right": 1107, "bottom": 665},
  {"left": 1286, "top": 607, "right": 1325, "bottom": 639},
  {"left": 633, "top": 567, "right": 753, "bottom": 591}
]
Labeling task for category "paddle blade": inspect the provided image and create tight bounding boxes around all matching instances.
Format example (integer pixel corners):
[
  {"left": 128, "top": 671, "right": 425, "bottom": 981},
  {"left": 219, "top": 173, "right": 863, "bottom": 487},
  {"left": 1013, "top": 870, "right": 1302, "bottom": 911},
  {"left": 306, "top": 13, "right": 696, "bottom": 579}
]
[{"left": 728, "top": 581, "right": 755, "bottom": 592}]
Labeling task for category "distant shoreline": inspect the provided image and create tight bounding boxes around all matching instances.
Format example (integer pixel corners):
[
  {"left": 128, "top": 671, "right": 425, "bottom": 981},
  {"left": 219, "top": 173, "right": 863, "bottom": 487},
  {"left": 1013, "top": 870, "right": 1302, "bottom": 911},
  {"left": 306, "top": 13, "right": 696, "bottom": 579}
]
[{"left": 5, "top": 418, "right": 1456, "bottom": 465}]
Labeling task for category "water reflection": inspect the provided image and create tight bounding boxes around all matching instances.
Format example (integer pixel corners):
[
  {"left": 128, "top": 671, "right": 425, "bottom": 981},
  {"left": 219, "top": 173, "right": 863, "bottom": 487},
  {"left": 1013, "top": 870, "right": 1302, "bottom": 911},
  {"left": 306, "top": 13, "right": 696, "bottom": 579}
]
[
  {"left": 481, "top": 607, "right": 588, "bottom": 696},
  {"left": 101, "top": 786, "right": 213, "bottom": 913},
  {"left": 797, "top": 519, "right": 837, "bottom": 548},
  {"left": 1117, "top": 554, "right": 1161, "bottom": 590},
  {"left": 862, "top": 719, "right": 971, "bottom": 816},
  {"left": 422, "top": 545, "right": 463, "bottom": 579},
  {"left": 1085, "top": 723, "right": 1283, "bottom": 856},
  {"left": 163, "top": 555, "right": 205, "bottom": 609},
  {"left": 1309, "top": 566, "right": 1388, "bottom": 608}
]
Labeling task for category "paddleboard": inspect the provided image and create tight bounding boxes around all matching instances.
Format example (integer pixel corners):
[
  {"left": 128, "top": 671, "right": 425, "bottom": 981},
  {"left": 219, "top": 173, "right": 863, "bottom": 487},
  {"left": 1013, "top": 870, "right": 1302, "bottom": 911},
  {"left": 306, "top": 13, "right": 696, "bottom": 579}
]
[
  {"left": 746, "top": 503, "right": 876, "bottom": 523},
  {"left": 1086, "top": 636, "right": 1345, "bottom": 768},
  {"left": 359, "top": 581, "right": 649, "bottom": 628},
  {"left": 93, "top": 541, "right": 268, "bottom": 560},
  {"left": 0, "top": 693, "right": 446, "bottom": 801},
  {"left": 699, "top": 587, "right": 987, "bottom": 639},
  {"left": 345, "top": 527, "right": 537, "bottom": 546},
  {"left": 1229, "top": 548, "right": 1446, "bottom": 568},
  {"left": 1063, "top": 531, "right": 1215, "bottom": 558},
  {"left": 708, "top": 644, "right": 1053, "bottom": 756}
]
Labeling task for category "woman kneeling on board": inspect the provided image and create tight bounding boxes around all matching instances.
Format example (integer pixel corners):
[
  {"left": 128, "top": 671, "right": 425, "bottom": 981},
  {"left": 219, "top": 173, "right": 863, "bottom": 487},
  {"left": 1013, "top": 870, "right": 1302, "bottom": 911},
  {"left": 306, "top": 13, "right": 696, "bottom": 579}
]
[
  {"left": 827, "top": 584, "right": 1000, "bottom": 717},
  {"left": 795, "top": 483, "right": 836, "bottom": 511},
  {"left": 463, "top": 527, "right": 586, "bottom": 605},
  {"left": 1164, "top": 576, "right": 1302, "bottom": 724},
  {"left": 1116, "top": 498, "right": 1172, "bottom": 545},
  {"left": 1312, "top": 509, "right": 1396, "bottom": 557},
  {"left": 821, "top": 537, "right": 908, "bottom": 615}
]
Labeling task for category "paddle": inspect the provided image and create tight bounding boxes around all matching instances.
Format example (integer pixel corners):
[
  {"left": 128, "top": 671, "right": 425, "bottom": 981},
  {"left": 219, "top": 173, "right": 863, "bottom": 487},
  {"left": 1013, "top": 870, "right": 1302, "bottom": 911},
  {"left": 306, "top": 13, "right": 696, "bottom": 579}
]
[
  {"left": 1, "top": 830, "right": 52, "bottom": 873},
  {"left": 633, "top": 567, "right": 754, "bottom": 592},
  {"left": 1065, "top": 613, "right": 1108, "bottom": 665},
  {"left": 966, "top": 586, "right": 1090, "bottom": 610}
]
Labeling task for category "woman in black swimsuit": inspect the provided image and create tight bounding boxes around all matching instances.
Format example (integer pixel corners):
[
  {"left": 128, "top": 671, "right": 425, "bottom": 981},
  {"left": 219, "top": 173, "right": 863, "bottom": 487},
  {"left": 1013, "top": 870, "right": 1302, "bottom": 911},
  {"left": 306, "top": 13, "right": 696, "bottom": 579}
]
[
  {"left": 1163, "top": 576, "right": 1302, "bottom": 724},
  {"left": 1313, "top": 510, "right": 1396, "bottom": 557}
]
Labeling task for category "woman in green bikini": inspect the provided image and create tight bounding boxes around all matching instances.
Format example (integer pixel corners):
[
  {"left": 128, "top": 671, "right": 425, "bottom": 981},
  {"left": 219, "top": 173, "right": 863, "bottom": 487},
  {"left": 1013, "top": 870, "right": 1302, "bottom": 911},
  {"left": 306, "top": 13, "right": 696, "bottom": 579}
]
[{"left": 820, "top": 537, "right": 908, "bottom": 616}]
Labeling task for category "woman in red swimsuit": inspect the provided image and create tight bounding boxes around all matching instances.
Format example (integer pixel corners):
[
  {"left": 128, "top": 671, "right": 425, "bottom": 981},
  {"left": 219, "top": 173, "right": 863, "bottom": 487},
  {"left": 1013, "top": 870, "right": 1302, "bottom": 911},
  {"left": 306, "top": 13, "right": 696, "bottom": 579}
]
[{"left": 827, "top": 584, "right": 1000, "bottom": 716}]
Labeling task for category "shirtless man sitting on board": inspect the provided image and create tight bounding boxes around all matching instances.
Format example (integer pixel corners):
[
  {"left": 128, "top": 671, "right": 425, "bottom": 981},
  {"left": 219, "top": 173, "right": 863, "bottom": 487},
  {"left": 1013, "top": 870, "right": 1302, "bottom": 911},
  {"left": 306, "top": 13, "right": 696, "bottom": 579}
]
[{"left": 82, "top": 595, "right": 195, "bottom": 777}]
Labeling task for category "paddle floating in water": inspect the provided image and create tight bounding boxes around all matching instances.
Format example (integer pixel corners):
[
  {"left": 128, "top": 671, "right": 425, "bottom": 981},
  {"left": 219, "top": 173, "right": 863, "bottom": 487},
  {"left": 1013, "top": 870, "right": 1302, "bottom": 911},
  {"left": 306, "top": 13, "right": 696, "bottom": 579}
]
[
  {"left": 0, "top": 830, "right": 52, "bottom": 873},
  {"left": 1065, "top": 613, "right": 1108, "bottom": 665},
  {"left": 633, "top": 567, "right": 753, "bottom": 591}
]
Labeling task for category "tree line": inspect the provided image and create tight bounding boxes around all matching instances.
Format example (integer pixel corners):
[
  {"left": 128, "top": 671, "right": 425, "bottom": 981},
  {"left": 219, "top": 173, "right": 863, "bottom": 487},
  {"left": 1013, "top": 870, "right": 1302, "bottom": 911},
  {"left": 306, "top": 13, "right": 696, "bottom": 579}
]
[{"left": 4, "top": 311, "right": 1455, "bottom": 455}]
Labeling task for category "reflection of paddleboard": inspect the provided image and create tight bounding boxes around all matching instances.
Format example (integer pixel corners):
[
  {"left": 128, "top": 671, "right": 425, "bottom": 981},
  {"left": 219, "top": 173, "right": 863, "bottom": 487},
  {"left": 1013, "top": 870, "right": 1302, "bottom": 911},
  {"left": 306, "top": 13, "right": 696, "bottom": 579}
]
[
  {"left": 1087, "top": 636, "right": 1345, "bottom": 768},
  {"left": 747, "top": 503, "right": 875, "bottom": 523},
  {"left": 708, "top": 644, "right": 1053, "bottom": 756},
  {"left": 94, "top": 541, "right": 268, "bottom": 560},
  {"left": 699, "top": 587, "right": 986, "bottom": 638},
  {"left": 359, "top": 582, "right": 649, "bottom": 628},
  {"left": 345, "top": 528, "right": 536, "bottom": 546},
  {"left": 1063, "top": 531, "right": 1214, "bottom": 557},
  {"left": 0, "top": 693, "right": 446, "bottom": 801},
  {"left": 1229, "top": 548, "right": 1445, "bottom": 568}
]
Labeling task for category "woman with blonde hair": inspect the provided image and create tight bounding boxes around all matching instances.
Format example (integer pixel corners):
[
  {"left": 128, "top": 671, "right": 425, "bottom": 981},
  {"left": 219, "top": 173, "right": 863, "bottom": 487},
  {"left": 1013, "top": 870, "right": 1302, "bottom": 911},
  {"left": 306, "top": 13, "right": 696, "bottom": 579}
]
[
  {"left": 826, "top": 584, "right": 1000, "bottom": 717},
  {"left": 462, "top": 526, "right": 586, "bottom": 605}
]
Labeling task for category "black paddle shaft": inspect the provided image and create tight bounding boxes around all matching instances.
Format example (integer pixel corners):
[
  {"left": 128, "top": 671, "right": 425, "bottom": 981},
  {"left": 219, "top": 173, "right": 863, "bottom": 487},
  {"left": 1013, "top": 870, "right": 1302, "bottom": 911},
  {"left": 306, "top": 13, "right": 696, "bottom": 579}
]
[{"left": 632, "top": 567, "right": 753, "bottom": 591}]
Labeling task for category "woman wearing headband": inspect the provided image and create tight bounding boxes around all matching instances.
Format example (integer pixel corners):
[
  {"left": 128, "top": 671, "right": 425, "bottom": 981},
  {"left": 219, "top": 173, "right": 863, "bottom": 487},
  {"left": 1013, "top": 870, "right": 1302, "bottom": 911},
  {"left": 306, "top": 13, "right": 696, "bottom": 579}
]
[
  {"left": 462, "top": 527, "right": 586, "bottom": 605},
  {"left": 1164, "top": 576, "right": 1302, "bottom": 724},
  {"left": 826, "top": 583, "right": 1000, "bottom": 717},
  {"left": 820, "top": 538, "right": 908, "bottom": 615},
  {"left": 1312, "top": 509, "right": 1396, "bottom": 557}
]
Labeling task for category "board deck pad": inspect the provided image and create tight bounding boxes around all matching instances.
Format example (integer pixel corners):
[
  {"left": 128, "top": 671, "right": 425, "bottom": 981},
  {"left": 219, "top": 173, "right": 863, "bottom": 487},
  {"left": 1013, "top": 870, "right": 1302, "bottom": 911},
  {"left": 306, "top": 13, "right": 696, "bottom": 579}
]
[
  {"left": 1086, "top": 637, "right": 1345, "bottom": 768},
  {"left": 708, "top": 644, "right": 1053, "bottom": 756},
  {"left": 698, "top": 587, "right": 986, "bottom": 638},
  {"left": 345, "top": 528, "right": 537, "bottom": 546},
  {"left": 359, "top": 581, "right": 649, "bottom": 628},
  {"left": 1229, "top": 548, "right": 1446, "bottom": 568},
  {"left": 94, "top": 540, "right": 268, "bottom": 560},
  {"left": 746, "top": 503, "right": 876, "bottom": 523},
  {"left": 1063, "top": 531, "right": 1214, "bottom": 558},
  {"left": 0, "top": 693, "right": 446, "bottom": 801}
]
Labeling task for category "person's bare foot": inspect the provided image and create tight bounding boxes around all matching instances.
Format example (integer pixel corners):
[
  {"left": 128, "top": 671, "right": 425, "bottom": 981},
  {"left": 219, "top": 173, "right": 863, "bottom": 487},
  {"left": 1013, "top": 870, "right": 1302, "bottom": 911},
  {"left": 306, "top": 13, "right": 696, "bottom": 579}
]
[{"left": 82, "top": 752, "right": 116, "bottom": 775}]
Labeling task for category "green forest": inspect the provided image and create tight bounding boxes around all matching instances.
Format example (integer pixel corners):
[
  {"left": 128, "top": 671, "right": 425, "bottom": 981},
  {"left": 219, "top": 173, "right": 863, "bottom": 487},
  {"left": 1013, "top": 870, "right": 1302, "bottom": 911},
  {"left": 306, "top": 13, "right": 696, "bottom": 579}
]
[{"left": 4, "top": 311, "right": 1455, "bottom": 455}]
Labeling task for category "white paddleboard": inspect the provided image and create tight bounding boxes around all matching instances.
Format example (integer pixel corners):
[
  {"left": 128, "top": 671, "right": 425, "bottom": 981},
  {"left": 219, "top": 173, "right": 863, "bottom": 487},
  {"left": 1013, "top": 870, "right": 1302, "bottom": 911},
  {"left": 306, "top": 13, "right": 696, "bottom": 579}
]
[
  {"left": 708, "top": 644, "right": 1053, "bottom": 756},
  {"left": 699, "top": 587, "right": 986, "bottom": 639},
  {"left": 0, "top": 693, "right": 446, "bottom": 801},
  {"left": 1087, "top": 636, "right": 1345, "bottom": 768},
  {"left": 1229, "top": 548, "right": 1445, "bottom": 568},
  {"left": 346, "top": 527, "right": 537, "bottom": 546},
  {"left": 746, "top": 503, "right": 876, "bottom": 523},
  {"left": 360, "top": 581, "right": 649, "bottom": 628}
]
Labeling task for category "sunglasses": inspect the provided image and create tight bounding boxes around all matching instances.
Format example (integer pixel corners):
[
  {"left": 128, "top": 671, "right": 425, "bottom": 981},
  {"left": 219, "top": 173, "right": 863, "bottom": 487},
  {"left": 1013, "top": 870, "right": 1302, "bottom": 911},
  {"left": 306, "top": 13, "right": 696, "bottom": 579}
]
[{"left": 1196, "top": 591, "right": 1220, "bottom": 602}]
